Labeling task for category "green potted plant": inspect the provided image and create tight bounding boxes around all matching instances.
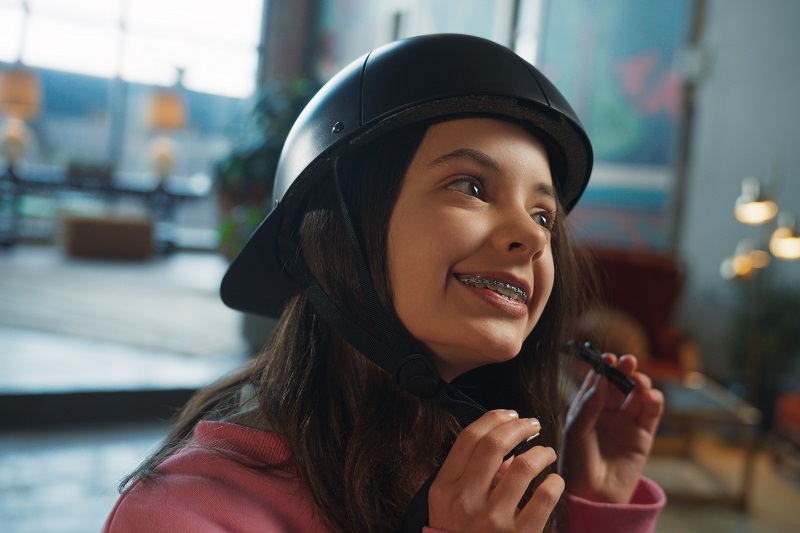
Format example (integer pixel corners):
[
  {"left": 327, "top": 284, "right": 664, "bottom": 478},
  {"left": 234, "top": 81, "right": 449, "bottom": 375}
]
[
  {"left": 728, "top": 275, "right": 800, "bottom": 427},
  {"left": 213, "top": 78, "right": 319, "bottom": 353},
  {"left": 214, "top": 78, "right": 319, "bottom": 260}
]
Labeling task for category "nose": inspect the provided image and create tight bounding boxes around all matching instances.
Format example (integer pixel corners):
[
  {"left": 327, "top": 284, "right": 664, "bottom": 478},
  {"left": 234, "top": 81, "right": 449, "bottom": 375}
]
[{"left": 492, "top": 206, "right": 548, "bottom": 261}]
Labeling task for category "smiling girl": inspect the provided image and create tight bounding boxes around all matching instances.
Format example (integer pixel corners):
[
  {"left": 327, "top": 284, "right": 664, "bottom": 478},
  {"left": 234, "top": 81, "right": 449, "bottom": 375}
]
[
  {"left": 104, "top": 34, "right": 665, "bottom": 533},
  {"left": 389, "top": 119, "right": 557, "bottom": 380}
]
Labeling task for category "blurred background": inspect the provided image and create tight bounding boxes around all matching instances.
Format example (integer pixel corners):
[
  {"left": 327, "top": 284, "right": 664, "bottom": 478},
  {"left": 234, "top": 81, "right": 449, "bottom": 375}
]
[{"left": 1, "top": 0, "right": 798, "bottom": 531}]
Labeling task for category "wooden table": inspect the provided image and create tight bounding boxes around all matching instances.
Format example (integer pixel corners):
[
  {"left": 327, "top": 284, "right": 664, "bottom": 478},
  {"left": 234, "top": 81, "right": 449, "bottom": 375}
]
[{"left": 655, "top": 372, "right": 763, "bottom": 511}]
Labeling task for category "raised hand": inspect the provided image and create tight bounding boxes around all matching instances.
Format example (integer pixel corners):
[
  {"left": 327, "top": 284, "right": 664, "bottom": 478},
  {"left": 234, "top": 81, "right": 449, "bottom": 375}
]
[
  {"left": 429, "top": 410, "right": 564, "bottom": 532},
  {"left": 561, "top": 354, "right": 664, "bottom": 504}
]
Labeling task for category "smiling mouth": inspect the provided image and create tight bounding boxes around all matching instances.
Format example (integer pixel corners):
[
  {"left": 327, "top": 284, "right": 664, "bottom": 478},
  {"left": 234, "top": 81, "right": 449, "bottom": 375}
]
[{"left": 458, "top": 276, "right": 528, "bottom": 304}]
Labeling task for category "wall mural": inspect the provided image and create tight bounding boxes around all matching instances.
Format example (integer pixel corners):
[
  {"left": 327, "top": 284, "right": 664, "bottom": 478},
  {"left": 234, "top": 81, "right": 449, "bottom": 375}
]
[{"left": 538, "top": 0, "right": 692, "bottom": 249}]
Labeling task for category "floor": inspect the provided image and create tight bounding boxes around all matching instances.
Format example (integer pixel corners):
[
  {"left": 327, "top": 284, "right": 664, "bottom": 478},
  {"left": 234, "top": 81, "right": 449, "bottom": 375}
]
[
  {"left": 1, "top": 244, "right": 799, "bottom": 532},
  {"left": 0, "top": 421, "right": 171, "bottom": 533},
  {"left": 0, "top": 243, "right": 251, "bottom": 531}
]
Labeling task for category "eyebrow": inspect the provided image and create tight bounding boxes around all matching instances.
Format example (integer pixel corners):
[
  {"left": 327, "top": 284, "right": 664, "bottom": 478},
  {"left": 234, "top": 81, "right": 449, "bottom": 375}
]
[
  {"left": 429, "top": 148, "right": 557, "bottom": 202},
  {"left": 533, "top": 181, "right": 557, "bottom": 202},
  {"left": 427, "top": 148, "right": 502, "bottom": 173}
]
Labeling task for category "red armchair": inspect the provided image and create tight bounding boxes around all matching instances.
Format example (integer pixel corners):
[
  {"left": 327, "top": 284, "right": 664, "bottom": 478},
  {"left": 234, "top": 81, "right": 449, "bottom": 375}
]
[
  {"left": 773, "top": 392, "right": 800, "bottom": 469},
  {"left": 575, "top": 246, "right": 700, "bottom": 381}
]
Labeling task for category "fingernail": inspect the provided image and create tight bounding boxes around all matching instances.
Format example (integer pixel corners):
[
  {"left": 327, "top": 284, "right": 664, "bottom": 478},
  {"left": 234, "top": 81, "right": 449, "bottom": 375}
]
[
  {"left": 507, "top": 410, "right": 519, "bottom": 418},
  {"left": 528, "top": 418, "right": 540, "bottom": 428}
]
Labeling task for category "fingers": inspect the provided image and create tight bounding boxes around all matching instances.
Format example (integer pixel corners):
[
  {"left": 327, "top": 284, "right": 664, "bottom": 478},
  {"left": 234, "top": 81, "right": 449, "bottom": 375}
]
[
  {"left": 489, "top": 445, "right": 559, "bottom": 513},
  {"left": 615, "top": 353, "right": 638, "bottom": 374},
  {"left": 567, "top": 366, "right": 601, "bottom": 419},
  {"left": 604, "top": 354, "right": 663, "bottom": 411},
  {"left": 437, "top": 409, "right": 516, "bottom": 482},
  {"left": 436, "top": 410, "right": 540, "bottom": 486},
  {"left": 574, "top": 368, "right": 608, "bottom": 418},
  {"left": 574, "top": 365, "right": 600, "bottom": 400},
  {"left": 460, "top": 418, "right": 542, "bottom": 490},
  {"left": 431, "top": 439, "right": 560, "bottom": 532},
  {"left": 517, "top": 472, "right": 565, "bottom": 528},
  {"left": 635, "top": 383, "right": 664, "bottom": 435},
  {"left": 430, "top": 410, "right": 549, "bottom": 531},
  {"left": 602, "top": 353, "right": 635, "bottom": 410},
  {"left": 632, "top": 369, "right": 652, "bottom": 390},
  {"left": 568, "top": 352, "right": 652, "bottom": 431},
  {"left": 573, "top": 352, "right": 634, "bottom": 412},
  {"left": 610, "top": 358, "right": 664, "bottom": 434}
]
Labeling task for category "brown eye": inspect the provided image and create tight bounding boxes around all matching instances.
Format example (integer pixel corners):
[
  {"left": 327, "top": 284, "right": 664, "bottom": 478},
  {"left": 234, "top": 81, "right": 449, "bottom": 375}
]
[
  {"left": 447, "top": 177, "right": 484, "bottom": 199},
  {"left": 532, "top": 210, "right": 555, "bottom": 231}
]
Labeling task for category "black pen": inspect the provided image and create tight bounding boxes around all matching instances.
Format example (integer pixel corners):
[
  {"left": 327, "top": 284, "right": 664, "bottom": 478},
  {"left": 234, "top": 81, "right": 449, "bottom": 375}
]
[
  {"left": 564, "top": 340, "right": 636, "bottom": 397},
  {"left": 504, "top": 341, "right": 635, "bottom": 462}
]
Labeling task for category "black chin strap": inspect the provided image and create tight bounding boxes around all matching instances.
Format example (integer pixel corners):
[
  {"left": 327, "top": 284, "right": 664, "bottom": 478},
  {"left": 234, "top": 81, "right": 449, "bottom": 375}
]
[{"left": 277, "top": 156, "right": 487, "bottom": 531}]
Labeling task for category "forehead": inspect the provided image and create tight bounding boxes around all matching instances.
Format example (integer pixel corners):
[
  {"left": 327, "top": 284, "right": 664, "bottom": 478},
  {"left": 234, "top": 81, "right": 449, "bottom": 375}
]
[{"left": 410, "top": 117, "right": 552, "bottom": 181}]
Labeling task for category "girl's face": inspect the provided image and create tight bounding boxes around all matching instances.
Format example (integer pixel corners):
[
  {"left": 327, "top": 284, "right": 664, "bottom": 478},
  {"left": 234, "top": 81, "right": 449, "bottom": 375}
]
[{"left": 387, "top": 118, "right": 556, "bottom": 381}]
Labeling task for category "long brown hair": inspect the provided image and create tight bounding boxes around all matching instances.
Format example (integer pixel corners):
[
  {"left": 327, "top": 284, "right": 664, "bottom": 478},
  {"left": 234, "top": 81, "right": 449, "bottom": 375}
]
[{"left": 122, "top": 121, "right": 588, "bottom": 532}]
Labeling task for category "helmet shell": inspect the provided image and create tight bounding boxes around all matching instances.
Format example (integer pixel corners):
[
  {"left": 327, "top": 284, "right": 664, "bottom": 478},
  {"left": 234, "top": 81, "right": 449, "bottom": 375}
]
[{"left": 221, "top": 33, "right": 593, "bottom": 318}]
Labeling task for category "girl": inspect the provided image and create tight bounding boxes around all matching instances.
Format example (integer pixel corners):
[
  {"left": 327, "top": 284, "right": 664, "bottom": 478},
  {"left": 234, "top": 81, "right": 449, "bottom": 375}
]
[{"left": 104, "top": 34, "right": 664, "bottom": 532}]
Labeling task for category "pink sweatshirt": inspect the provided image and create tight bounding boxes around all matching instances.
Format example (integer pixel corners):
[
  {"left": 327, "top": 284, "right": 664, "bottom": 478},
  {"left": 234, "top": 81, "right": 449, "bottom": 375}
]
[{"left": 103, "top": 421, "right": 664, "bottom": 532}]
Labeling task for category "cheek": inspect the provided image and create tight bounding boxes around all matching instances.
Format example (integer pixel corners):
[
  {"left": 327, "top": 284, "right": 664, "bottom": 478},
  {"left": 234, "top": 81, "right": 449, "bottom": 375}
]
[
  {"left": 386, "top": 216, "right": 427, "bottom": 315},
  {"left": 387, "top": 214, "right": 418, "bottom": 283},
  {"left": 529, "top": 252, "right": 555, "bottom": 323},
  {"left": 387, "top": 210, "right": 472, "bottom": 323},
  {"left": 389, "top": 206, "right": 473, "bottom": 275}
]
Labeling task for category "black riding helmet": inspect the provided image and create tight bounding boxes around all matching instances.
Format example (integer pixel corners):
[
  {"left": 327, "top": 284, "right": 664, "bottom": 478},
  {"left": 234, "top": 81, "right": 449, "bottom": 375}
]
[{"left": 220, "top": 33, "right": 593, "bottom": 318}]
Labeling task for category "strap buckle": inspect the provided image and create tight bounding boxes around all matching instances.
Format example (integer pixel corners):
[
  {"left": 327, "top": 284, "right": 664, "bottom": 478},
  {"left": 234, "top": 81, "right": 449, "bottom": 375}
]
[{"left": 394, "top": 353, "right": 440, "bottom": 398}]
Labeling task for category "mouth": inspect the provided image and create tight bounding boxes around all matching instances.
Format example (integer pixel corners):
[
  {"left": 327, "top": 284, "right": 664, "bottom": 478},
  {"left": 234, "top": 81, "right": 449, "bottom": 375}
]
[{"left": 458, "top": 275, "right": 528, "bottom": 304}]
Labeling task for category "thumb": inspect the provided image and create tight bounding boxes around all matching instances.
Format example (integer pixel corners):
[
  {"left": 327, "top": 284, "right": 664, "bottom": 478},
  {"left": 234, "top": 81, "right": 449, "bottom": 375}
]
[{"left": 567, "top": 371, "right": 609, "bottom": 437}]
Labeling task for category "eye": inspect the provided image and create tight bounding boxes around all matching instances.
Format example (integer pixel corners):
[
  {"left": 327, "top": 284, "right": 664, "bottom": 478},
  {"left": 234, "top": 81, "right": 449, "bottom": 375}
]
[
  {"left": 446, "top": 176, "right": 485, "bottom": 199},
  {"left": 532, "top": 209, "right": 557, "bottom": 231}
]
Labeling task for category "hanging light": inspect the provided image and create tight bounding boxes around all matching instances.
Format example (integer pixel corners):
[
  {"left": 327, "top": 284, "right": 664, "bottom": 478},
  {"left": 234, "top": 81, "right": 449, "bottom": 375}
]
[
  {"left": 147, "top": 86, "right": 186, "bottom": 179},
  {"left": 148, "top": 90, "right": 185, "bottom": 131},
  {"left": 720, "top": 239, "right": 770, "bottom": 280},
  {"left": 0, "top": 68, "right": 41, "bottom": 121},
  {"left": 770, "top": 212, "right": 800, "bottom": 260},
  {"left": 1, "top": 68, "right": 41, "bottom": 168},
  {"left": 734, "top": 177, "right": 778, "bottom": 225}
]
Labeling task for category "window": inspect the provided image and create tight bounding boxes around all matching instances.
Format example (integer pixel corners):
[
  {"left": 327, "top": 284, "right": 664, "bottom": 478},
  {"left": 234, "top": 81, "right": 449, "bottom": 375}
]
[{"left": 0, "top": 0, "right": 262, "bottom": 98}]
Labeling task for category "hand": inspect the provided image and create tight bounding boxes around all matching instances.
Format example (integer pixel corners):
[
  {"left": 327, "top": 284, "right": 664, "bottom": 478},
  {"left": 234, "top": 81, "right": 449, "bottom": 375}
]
[
  {"left": 429, "top": 410, "right": 564, "bottom": 532},
  {"left": 561, "top": 353, "right": 664, "bottom": 504}
]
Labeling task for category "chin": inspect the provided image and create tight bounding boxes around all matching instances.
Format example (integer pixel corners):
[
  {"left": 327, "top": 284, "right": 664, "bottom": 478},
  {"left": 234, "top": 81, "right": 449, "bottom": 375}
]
[
  {"left": 476, "top": 325, "right": 528, "bottom": 360},
  {"left": 433, "top": 338, "right": 525, "bottom": 380}
]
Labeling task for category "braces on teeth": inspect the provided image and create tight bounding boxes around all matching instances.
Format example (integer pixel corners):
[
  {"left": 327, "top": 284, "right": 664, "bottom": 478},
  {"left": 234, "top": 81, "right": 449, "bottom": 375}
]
[{"left": 459, "top": 276, "right": 528, "bottom": 303}]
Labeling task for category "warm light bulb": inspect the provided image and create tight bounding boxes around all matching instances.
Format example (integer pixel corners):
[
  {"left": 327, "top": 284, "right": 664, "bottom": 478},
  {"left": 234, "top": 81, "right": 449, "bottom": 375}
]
[
  {"left": 734, "top": 199, "right": 778, "bottom": 225},
  {"left": 720, "top": 255, "right": 755, "bottom": 280},
  {"left": 0, "top": 68, "right": 41, "bottom": 120},
  {"left": 731, "top": 253, "right": 754, "bottom": 277},
  {"left": 769, "top": 213, "right": 800, "bottom": 260},
  {"left": 770, "top": 227, "right": 800, "bottom": 260},
  {"left": 149, "top": 90, "right": 186, "bottom": 130},
  {"left": 720, "top": 239, "right": 767, "bottom": 279},
  {"left": 734, "top": 177, "right": 778, "bottom": 225}
]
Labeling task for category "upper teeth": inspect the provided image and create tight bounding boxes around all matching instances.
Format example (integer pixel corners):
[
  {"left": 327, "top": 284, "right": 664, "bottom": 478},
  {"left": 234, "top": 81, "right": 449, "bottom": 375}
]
[{"left": 459, "top": 276, "right": 528, "bottom": 303}]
